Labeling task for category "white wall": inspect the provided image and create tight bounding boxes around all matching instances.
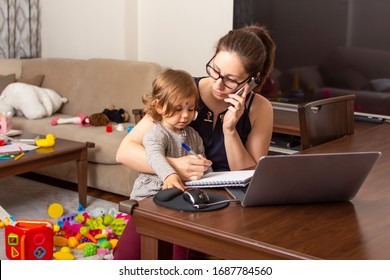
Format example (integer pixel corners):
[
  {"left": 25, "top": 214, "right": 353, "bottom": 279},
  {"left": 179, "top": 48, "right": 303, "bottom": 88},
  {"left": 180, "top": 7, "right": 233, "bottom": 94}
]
[
  {"left": 40, "top": 0, "right": 128, "bottom": 60},
  {"left": 138, "top": 0, "right": 233, "bottom": 76},
  {"left": 40, "top": 0, "right": 233, "bottom": 76}
]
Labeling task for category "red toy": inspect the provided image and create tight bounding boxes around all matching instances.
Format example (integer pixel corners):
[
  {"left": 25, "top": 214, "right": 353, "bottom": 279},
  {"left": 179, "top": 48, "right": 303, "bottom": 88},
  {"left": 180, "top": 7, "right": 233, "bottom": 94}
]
[{"left": 5, "top": 220, "right": 53, "bottom": 260}]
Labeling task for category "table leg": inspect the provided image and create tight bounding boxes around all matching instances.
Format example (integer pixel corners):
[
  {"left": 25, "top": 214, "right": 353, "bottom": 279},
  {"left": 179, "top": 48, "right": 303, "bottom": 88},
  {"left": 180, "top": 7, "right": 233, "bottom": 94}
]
[
  {"left": 140, "top": 235, "right": 159, "bottom": 260},
  {"left": 77, "top": 147, "right": 88, "bottom": 207},
  {"left": 140, "top": 235, "right": 173, "bottom": 260}
]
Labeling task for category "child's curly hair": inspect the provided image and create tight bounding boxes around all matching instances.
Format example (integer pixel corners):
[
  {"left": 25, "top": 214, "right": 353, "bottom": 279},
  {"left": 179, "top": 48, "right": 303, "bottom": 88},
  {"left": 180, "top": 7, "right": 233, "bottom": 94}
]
[{"left": 142, "top": 69, "right": 198, "bottom": 122}]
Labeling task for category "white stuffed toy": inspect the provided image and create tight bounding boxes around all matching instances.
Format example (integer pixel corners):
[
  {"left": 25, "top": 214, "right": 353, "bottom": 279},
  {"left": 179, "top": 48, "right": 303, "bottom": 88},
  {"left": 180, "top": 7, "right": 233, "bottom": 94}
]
[{"left": 0, "top": 82, "right": 68, "bottom": 119}]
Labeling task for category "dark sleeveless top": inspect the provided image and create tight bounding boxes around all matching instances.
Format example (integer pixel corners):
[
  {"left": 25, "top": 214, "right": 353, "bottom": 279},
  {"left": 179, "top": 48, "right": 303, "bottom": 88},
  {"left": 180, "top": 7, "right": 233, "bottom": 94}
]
[{"left": 190, "top": 77, "right": 255, "bottom": 171}]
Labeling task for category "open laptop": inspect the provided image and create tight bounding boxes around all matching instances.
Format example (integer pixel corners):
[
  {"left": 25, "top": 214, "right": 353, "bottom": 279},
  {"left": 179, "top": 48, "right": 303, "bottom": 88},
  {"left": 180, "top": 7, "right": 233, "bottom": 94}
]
[{"left": 226, "top": 151, "right": 381, "bottom": 207}]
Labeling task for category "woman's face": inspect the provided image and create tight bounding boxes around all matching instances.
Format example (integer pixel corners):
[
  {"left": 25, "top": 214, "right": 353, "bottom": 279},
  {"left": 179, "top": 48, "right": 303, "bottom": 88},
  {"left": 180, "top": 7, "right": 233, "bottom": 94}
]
[{"left": 208, "top": 51, "right": 249, "bottom": 100}]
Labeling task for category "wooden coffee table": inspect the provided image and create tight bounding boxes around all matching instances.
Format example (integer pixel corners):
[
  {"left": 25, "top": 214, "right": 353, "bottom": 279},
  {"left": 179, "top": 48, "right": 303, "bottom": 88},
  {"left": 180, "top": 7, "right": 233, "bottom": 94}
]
[{"left": 0, "top": 133, "right": 92, "bottom": 207}]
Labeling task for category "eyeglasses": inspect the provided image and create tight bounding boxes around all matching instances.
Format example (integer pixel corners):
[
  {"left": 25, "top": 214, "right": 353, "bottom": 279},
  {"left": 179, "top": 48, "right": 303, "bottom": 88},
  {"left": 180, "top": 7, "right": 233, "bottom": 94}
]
[{"left": 206, "top": 56, "right": 251, "bottom": 90}]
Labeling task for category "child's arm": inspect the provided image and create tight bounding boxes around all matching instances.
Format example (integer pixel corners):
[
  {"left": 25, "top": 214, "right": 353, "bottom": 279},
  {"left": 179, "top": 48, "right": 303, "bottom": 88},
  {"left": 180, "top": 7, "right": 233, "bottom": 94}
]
[{"left": 143, "top": 127, "right": 186, "bottom": 191}]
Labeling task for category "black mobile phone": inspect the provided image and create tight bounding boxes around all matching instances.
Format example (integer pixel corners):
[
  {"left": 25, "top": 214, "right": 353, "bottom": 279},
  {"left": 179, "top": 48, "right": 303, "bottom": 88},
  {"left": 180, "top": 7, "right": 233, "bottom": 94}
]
[{"left": 235, "top": 76, "right": 260, "bottom": 96}]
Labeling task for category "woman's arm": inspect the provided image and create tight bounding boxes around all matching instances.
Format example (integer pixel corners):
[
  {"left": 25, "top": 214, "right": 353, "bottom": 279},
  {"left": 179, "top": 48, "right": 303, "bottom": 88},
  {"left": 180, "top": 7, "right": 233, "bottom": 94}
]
[
  {"left": 116, "top": 115, "right": 212, "bottom": 180},
  {"left": 116, "top": 115, "right": 155, "bottom": 173},
  {"left": 223, "top": 93, "right": 273, "bottom": 170}
]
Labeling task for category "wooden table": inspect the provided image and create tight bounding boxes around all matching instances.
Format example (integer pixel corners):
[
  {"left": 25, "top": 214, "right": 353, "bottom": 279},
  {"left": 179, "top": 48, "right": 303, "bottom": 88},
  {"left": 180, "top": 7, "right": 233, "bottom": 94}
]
[
  {"left": 132, "top": 123, "right": 390, "bottom": 259},
  {"left": 0, "top": 134, "right": 90, "bottom": 207}
]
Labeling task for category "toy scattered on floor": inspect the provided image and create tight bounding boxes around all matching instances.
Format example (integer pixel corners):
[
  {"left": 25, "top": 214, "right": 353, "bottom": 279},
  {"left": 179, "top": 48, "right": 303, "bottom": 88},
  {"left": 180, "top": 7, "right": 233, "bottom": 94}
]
[
  {"left": 1, "top": 203, "right": 129, "bottom": 260},
  {"left": 53, "top": 246, "right": 75, "bottom": 260},
  {"left": 2, "top": 205, "right": 54, "bottom": 260},
  {"left": 48, "top": 203, "right": 64, "bottom": 219},
  {"left": 5, "top": 220, "right": 54, "bottom": 260},
  {"left": 49, "top": 204, "right": 129, "bottom": 260},
  {"left": 51, "top": 104, "right": 130, "bottom": 127},
  {"left": 35, "top": 133, "right": 56, "bottom": 147},
  {"left": 0, "top": 205, "right": 16, "bottom": 226}
]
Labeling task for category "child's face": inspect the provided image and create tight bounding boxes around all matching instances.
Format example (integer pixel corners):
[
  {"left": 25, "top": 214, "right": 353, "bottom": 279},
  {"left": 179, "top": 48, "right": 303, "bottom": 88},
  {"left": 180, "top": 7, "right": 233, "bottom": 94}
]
[{"left": 161, "top": 97, "right": 196, "bottom": 133}]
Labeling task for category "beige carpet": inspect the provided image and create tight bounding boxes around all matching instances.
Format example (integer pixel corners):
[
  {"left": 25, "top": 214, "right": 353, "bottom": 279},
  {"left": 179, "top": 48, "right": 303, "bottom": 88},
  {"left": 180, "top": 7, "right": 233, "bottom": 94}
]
[{"left": 0, "top": 176, "right": 121, "bottom": 260}]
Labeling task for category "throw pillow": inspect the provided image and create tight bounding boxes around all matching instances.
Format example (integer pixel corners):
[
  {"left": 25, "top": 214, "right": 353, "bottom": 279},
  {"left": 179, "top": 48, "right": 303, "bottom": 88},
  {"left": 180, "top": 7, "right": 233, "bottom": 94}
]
[
  {"left": 0, "top": 74, "right": 16, "bottom": 93},
  {"left": 17, "top": 75, "right": 45, "bottom": 87},
  {"left": 370, "top": 79, "right": 390, "bottom": 92}
]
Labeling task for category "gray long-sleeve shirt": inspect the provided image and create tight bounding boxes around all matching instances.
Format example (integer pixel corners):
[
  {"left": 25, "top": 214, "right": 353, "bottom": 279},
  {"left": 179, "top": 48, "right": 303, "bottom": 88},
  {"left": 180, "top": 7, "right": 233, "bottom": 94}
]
[{"left": 130, "top": 123, "right": 209, "bottom": 200}]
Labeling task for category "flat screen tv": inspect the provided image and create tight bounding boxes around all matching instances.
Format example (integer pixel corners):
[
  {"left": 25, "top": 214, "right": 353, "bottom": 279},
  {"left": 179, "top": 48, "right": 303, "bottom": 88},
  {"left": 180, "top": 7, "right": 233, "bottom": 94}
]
[{"left": 233, "top": 0, "right": 390, "bottom": 117}]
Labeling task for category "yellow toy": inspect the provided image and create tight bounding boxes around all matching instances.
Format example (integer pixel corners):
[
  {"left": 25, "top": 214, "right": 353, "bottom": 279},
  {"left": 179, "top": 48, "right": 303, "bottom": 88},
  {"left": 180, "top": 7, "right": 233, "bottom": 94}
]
[
  {"left": 35, "top": 134, "right": 56, "bottom": 147},
  {"left": 48, "top": 203, "right": 64, "bottom": 219},
  {"left": 53, "top": 247, "right": 75, "bottom": 260}
]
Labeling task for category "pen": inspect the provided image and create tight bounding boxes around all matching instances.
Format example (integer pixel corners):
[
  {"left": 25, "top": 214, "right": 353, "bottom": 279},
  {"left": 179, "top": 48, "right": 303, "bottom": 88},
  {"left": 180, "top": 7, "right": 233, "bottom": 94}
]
[{"left": 181, "top": 142, "right": 201, "bottom": 158}]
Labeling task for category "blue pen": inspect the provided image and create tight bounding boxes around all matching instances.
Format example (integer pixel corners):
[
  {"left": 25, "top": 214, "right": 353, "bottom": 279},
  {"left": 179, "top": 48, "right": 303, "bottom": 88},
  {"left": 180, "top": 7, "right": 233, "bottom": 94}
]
[{"left": 181, "top": 142, "right": 200, "bottom": 158}]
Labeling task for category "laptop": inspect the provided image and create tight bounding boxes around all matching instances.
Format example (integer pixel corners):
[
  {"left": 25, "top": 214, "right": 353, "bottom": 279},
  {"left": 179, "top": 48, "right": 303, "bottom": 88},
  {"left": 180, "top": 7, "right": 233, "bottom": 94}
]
[{"left": 226, "top": 151, "right": 381, "bottom": 207}]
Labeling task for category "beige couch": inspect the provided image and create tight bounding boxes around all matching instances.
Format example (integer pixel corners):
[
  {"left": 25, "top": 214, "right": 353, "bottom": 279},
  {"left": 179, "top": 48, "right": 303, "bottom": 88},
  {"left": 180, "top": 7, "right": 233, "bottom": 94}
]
[{"left": 0, "top": 58, "right": 162, "bottom": 196}]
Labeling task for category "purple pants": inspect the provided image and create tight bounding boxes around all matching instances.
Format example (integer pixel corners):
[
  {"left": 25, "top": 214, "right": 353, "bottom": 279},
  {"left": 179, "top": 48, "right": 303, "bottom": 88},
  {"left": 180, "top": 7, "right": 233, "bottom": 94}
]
[{"left": 113, "top": 217, "right": 189, "bottom": 260}]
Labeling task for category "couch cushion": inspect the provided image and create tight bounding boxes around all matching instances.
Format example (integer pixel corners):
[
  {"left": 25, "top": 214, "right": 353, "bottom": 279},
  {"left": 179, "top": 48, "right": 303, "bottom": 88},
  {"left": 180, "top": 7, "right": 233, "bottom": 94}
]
[
  {"left": 0, "top": 59, "right": 22, "bottom": 78},
  {"left": 12, "top": 114, "right": 131, "bottom": 164},
  {"left": 21, "top": 58, "right": 86, "bottom": 113},
  {"left": 20, "top": 58, "right": 162, "bottom": 122},
  {"left": 0, "top": 74, "right": 16, "bottom": 93},
  {"left": 18, "top": 74, "right": 45, "bottom": 87},
  {"left": 70, "top": 59, "right": 161, "bottom": 121}
]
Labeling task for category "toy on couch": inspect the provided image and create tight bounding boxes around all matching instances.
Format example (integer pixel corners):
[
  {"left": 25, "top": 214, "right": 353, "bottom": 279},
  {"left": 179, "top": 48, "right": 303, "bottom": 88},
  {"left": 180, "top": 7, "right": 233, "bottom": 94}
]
[
  {"left": 0, "top": 83, "right": 68, "bottom": 120},
  {"left": 51, "top": 104, "right": 130, "bottom": 127}
]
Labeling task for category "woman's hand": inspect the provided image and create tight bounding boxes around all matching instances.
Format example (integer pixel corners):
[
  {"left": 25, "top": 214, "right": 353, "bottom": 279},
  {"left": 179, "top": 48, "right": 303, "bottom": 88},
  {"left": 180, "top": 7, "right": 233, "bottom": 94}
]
[
  {"left": 168, "top": 155, "right": 212, "bottom": 181},
  {"left": 223, "top": 84, "right": 251, "bottom": 132},
  {"left": 162, "top": 173, "right": 186, "bottom": 191}
]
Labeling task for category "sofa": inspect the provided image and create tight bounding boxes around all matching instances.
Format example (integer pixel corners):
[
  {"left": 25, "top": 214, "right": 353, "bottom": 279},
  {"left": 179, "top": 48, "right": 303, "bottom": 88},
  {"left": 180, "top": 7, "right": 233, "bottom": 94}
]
[
  {"left": 282, "top": 47, "right": 390, "bottom": 116},
  {"left": 0, "top": 58, "right": 162, "bottom": 196}
]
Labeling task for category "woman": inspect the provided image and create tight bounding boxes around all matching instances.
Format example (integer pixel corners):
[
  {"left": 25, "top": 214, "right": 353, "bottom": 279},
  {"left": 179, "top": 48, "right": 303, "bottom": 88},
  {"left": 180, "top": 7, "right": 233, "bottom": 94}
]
[
  {"left": 114, "top": 24, "right": 276, "bottom": 259},
  {"left": 117, "top": 24, "right": 275, "bottom": 178}
]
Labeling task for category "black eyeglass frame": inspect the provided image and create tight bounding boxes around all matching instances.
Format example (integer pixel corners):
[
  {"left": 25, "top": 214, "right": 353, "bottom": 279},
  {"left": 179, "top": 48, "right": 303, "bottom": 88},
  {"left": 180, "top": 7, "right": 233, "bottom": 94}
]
[{"left": 206, "top": 56, "right": 253, "bottom": 90}]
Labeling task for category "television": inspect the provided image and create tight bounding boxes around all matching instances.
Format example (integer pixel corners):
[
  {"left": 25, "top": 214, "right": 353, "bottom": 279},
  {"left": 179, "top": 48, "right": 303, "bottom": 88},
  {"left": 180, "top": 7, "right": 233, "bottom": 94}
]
[{"left": 233, "top": 0, "right": 390, "bottom": 118}]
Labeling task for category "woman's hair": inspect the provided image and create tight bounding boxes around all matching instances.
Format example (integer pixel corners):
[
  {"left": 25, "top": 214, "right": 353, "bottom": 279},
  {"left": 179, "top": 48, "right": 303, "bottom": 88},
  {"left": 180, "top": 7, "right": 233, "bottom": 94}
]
[
  {"left": 215, "top": 24, "right": 276, "bottom": 89},
  {"left": 142, "top": 69, "right": 198, "bottom": 122}
]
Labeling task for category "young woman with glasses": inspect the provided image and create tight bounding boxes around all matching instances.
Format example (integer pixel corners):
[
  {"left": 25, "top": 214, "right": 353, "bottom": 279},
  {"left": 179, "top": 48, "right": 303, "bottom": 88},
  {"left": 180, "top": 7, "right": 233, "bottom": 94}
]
[{"left": 113, "top": 24, "right": 276, "bottom": 259}]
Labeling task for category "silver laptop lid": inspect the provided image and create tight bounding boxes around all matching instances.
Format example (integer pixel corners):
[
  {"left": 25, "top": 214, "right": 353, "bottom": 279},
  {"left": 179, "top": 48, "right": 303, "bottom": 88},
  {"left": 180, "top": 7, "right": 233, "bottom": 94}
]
[{"left": 240, "top": 152, "right": 381, "bottom": 207}]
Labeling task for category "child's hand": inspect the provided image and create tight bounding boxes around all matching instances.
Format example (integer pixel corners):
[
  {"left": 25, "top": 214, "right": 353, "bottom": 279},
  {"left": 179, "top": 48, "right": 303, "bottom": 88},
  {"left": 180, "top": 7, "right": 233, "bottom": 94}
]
[{"left": 162, "top": 173, "right": 186, "bottom": 191}]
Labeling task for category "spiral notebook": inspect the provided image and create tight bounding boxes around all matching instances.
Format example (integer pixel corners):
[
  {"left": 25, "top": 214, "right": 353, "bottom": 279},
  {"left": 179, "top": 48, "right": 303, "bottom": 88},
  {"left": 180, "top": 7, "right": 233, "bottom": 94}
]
[{"left": 185, "top": 170, "right": 254, "bottom": 188}]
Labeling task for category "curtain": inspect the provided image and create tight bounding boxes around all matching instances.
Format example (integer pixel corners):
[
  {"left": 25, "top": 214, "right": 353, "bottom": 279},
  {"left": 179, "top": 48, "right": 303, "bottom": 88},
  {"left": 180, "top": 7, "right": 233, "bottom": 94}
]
[{"left": 0, "top": 0, "right": 41, "bottom": 58}]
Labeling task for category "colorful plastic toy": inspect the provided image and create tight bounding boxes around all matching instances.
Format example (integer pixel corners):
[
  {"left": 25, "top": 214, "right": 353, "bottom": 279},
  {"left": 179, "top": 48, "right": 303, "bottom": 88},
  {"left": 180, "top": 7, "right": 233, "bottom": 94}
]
[
  {"left": 35, "top": 133, "right": 56, "bottom": 147},
  {"left": 48, "top": 202, "right": 64, "bottom": 219},
  {"left": 5, "top": 220, "right": 53, "bottom": 260}
]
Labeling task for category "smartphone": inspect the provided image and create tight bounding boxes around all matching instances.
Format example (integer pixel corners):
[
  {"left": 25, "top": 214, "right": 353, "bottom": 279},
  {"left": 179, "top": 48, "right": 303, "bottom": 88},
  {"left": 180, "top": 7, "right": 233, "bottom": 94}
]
[{"left": 235, "top": 76, "right": 260, "bottom": 96}]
